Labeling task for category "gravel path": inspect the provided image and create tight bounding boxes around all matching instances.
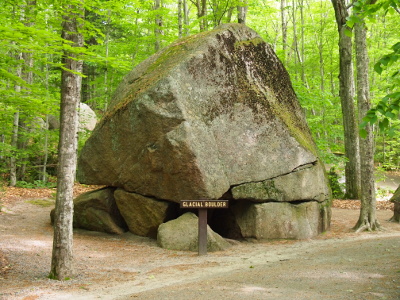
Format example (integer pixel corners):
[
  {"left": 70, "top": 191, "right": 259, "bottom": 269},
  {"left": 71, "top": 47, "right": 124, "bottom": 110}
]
[{"left": 0, "top": 197, "right": 399, "bottom": 300}]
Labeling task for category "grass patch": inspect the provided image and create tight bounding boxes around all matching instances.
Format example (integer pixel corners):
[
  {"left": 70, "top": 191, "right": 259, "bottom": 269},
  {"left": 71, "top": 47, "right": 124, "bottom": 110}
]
[{"left": 26, "top": 199, "right": 55, "bottom": 207}]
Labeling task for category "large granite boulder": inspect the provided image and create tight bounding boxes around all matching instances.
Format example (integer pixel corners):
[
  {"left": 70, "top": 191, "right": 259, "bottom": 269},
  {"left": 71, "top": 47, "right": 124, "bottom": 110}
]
[
  {"left": 157, "top": 213, "right": 231, "bottom": 251},
  {"left": 77, "top": 23, "right": 331, "bottom": 240}
]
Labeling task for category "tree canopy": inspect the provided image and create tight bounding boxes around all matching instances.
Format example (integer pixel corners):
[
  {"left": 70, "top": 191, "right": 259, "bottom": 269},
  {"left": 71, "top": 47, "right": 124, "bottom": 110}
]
[{"left": 1, "top": 0, "right": 399, "bottom": 184}]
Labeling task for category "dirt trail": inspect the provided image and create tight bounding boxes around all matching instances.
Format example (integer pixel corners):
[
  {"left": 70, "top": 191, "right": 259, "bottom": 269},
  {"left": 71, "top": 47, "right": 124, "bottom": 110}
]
[{"left": 0, "top": 197, "right": 399, "bottom": 300}]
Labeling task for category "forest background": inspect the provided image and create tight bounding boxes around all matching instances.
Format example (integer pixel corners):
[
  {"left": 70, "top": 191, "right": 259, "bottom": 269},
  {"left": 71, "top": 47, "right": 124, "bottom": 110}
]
[{"left": 0, "top": 0, "right": 399, "bottom": 197}]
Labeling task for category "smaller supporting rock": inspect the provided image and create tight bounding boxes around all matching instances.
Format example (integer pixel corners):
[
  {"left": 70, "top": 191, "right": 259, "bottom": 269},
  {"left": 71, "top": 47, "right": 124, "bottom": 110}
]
[
  {"left": 157, "top": 213, "right": 231, "bottom": 252},
  {"left": 50, "top": 187, "right": 127, "bottom": 234},
  {"left": 114, "top": 189, "right": 178, "bottom": 238}
]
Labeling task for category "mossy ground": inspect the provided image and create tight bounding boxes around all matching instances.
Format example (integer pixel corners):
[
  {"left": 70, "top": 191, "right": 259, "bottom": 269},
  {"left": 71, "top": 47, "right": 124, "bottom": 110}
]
[{"left": 26, "top": 199, "right": 55, "bottom": 207}]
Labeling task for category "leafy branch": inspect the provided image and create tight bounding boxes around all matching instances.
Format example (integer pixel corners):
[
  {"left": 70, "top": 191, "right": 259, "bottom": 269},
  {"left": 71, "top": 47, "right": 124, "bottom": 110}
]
[{"left": 346, "top": 0, "right": 400, "bottom": 135}]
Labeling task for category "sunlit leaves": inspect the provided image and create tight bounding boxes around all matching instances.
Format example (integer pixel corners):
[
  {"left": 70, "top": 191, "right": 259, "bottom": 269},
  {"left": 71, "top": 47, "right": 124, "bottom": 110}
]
[
  {"left": 361, "top": 92, "right": 400, "bottom": 137},
  {"left": 374, "top": 42, "right": 400, "bottom": 75}
]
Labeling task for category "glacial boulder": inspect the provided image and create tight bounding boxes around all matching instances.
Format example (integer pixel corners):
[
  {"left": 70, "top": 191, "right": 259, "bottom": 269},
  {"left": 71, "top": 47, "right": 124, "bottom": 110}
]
[{"left": 77, "top": 23, "right": 331, "bottom": 240}]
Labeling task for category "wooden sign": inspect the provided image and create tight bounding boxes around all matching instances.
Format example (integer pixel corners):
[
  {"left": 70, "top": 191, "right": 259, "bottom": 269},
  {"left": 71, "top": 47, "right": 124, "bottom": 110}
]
[
  {"left": 180, "top": 199, "right": 229, "bottom": 256},
  {"left": 180, "top": 200, "right": 229, "bottom": 209}
]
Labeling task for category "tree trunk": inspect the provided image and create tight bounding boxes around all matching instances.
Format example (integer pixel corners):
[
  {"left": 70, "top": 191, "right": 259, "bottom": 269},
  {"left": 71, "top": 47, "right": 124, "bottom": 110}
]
[
  {"left": 178, "top": 0, "right": 183, "bottom": 38},
  {"left": 42, "top": 115, "right": 49, "bottom": 182},
  {"left": 154, "top": 0, "right": 163, "bottom": 52},
  {"left": 41, "top": 56, "right": 51, "bottom": 183},
  {"left": 183, "top": 0, "right": 189, "bottom": 36},
  {"left": 49, "top": 3, "right": 83, "bottom": 280},
  {"left": 238, "top": 1, "right": 247, "bottom": 24},
  {"left": 291, "top": 0, "right": 298, "bottom": 79},
  {"left": 9, "top": 110, "right": 19, "bottom": 187},
  {"left": 196, "top": 0, "right": 207, "bottom": 32},
  {"left": 16, "top": 1, "right": 36, "bottom": 182},
  {"left": 354, "top": 20, "right": 380, "bottom": 232},
  {"left": 0, "top": 134, "right": 4, "bottom": 160},
  {"left": 280, "top": 0, "right": 288, "bottom": 63},
  {"left": 10, "top": 49, "right": 23, "bottom": 187},
  {"left": 331, "top": 0, "right": 361, "bottom": 199},
  {"left": 103, "top": 10, "right": 111, "bottom": 112},
  {"left": 298, "top": 0, "right": 307, "bottom": 86},
  {"left": 17, "top": 49, "right": 34, "bottom": 182},
  {"left": 226, "top": 6, "right": 234, "bottom": 23}
]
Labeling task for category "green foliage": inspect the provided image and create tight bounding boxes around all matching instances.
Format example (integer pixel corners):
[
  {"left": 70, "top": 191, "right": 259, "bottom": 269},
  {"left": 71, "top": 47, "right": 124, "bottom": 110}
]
[
  {"left": 0, "top": 0, "right": 399, "bottom": 183},
  {"left": 361, "top": 41, "right": 400, "bottom": 136},
  {"left": 16, "top": 180, "right": 57, "bottom": 189},
  {"left": 328, "top": 167, "right": 345, "bottom": 199},
  {"left": 374, "top": 42, "right": 400, "bottom": 75},
  {"left": 348, "top": 0, "right": 400, "bottom": 136},
  {"left": 374, "top": 128, "right": 400, "bottom": 170}
]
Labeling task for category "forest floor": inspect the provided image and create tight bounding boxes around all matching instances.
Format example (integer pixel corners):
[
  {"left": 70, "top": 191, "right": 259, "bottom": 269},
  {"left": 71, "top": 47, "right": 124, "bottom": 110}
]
[{"left": 0, "top": 182, "right": 399, "bottom": 300}]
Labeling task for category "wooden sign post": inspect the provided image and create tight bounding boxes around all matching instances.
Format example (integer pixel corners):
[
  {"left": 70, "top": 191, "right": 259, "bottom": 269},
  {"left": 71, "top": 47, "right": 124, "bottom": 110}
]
[{"left": 180, "top": 200, "right": 229, "bottom": 256}]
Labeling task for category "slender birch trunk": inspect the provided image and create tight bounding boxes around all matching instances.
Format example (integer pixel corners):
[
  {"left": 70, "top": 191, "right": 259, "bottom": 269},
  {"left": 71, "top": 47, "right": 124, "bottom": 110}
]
[
  {"left": 331, "top": 0, "right": 361, "bottom": 199},
  {"left": 354, "top": 20, "right": 380, "bottom": 232},
  {"left": 49, "top": 3, "right": 83, "bottom": 280}
]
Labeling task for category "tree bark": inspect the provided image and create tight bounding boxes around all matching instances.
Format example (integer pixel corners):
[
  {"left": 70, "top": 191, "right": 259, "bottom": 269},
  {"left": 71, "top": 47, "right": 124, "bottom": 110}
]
[
  {"left": 298, "top": 0, "right": 307, "bottom": 86},
  {"left": 178, "top": 0, "right": 183, "bottom": 38},
  {"left": 103, "top": 10, "right": 111, "bottom": 112},
  {"left": 10, "top": 50, "right": 22, "bottom": 187},
  {"left": 238, "top": 1, "right": 248, "bottom": 24},
  {"left": 42, "top": 115, "right": 49, "bottom": 182},
  {"left": 195, "top": 0, "right": 207, "bottom": 31},
  {"left": 9, "top": 110, "right": 19, "bottom": 187},
  {"left": 16, "top": 1, "right": 36, "bottom": 182},
  {"left": 17, "top": 49, "right": 34, "bottom": 182},
  {"left": 354, "top": 20, "right": 380, "bottom": 232},
  {"left": 154, "top": 0, "right": 163, "bottom": 52},
  {"left": 183, "top": 0, "right": 189, "bottom": 36},
  {"left": 0, "top": 134, "right": 4, "bottom": 160},
  {"left": 49, "top": 3, "right": 83, "bottom": 280},
  {"left": 291, "top": 0, "right": 299, "bottom": 79},
  {"left": 331, "top": 0, "right": 361, "bottom": 199},
  {"left": 280, "top": 0, "right": 288, "bottom": 63}
]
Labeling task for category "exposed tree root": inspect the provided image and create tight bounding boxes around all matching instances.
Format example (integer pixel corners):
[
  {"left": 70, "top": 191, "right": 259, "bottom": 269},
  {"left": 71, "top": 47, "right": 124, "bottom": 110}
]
[{"left": 353, "top": 218, "right": 382, "bottom": 233}]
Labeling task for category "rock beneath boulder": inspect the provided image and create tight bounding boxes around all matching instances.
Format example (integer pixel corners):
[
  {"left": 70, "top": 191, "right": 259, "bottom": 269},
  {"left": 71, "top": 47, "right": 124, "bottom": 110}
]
[
  {"left": 231, "top": 161, "right": 329, "bottom": 202},
  {"left": 51, "top": 187, "right": 127, "bottom": 234},
  {"left": 389, "top": 185, "right": 400, "bottom": 223},
  {"left": 114, "top": 189, "right": 178, "bottom": 238},
  {"left": 231, "top": 200, "right": 331, "bottom": 240},
  {"left": 157, "top": 212, "right": 231, "bottom": 252}
]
